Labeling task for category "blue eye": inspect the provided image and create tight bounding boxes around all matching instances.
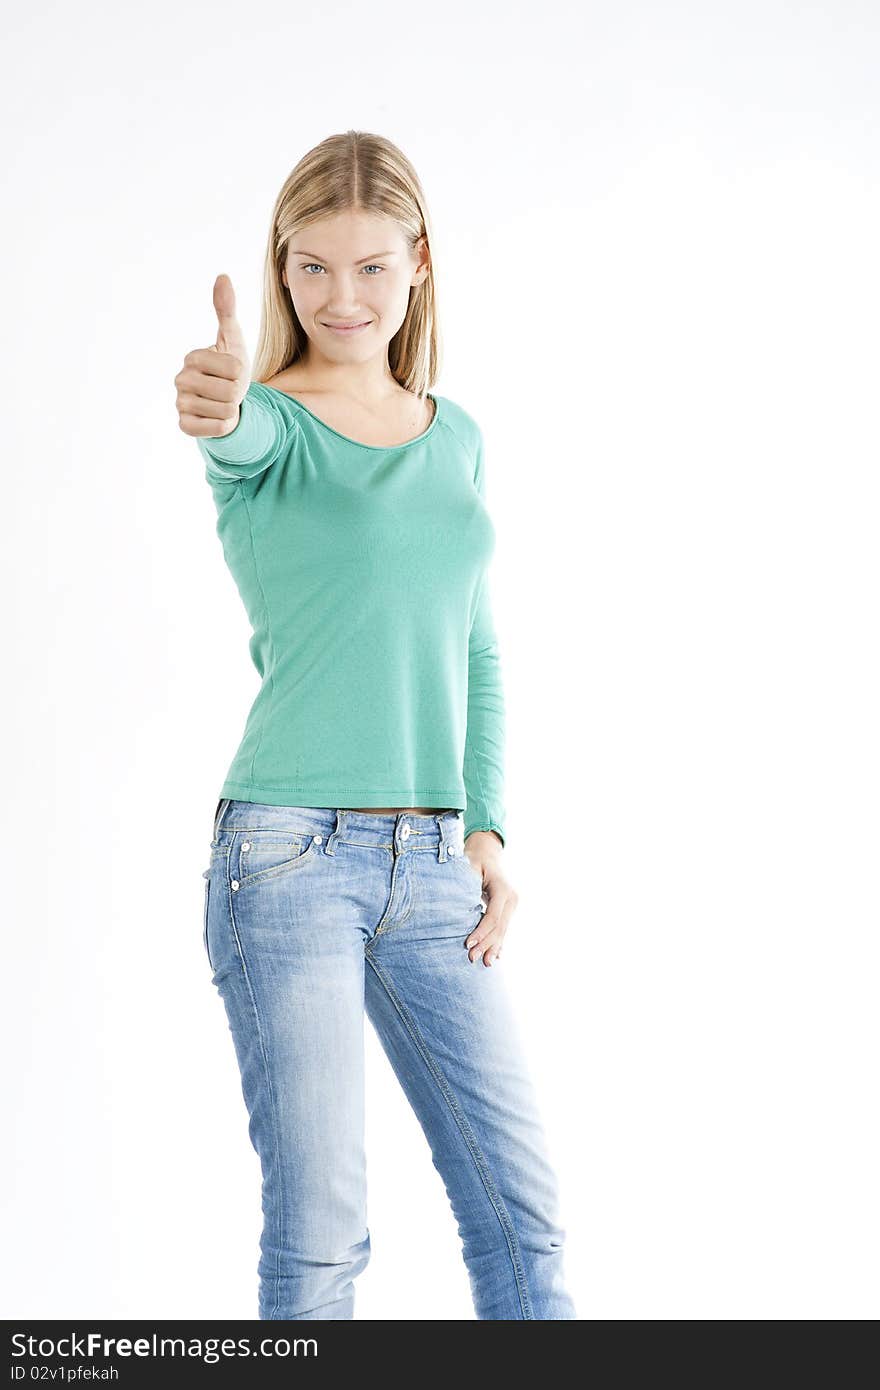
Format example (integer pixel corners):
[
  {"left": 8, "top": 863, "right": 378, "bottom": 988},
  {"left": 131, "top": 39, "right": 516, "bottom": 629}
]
[{"left": 301, "top": 264, "right": 384, "bottom": 275}]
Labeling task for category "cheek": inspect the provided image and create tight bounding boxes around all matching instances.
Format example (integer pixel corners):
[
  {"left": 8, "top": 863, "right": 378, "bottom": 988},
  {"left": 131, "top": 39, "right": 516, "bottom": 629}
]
[
  {"left": 289, "top": 281, "right": 317, "bottom": 311},
  {"left": 374, "top": 280, "right": 412, "bottom": 320}
]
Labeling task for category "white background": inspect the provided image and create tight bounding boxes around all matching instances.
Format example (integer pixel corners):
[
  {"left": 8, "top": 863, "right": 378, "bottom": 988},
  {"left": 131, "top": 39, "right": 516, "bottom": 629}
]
[{"left": 3, "top": 0, "right": 877, "bottom": 1320}]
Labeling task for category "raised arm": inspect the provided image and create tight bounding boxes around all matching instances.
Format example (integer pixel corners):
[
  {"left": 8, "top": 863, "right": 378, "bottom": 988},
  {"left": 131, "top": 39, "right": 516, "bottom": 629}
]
[{"left": 175, "top": 273, "right": 291, "bottom": 481}]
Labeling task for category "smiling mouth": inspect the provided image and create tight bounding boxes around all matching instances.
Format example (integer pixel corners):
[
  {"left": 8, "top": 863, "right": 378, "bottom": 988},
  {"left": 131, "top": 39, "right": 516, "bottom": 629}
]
[{"left": 323, "top": 321, "right": 371, "bottom": 330}]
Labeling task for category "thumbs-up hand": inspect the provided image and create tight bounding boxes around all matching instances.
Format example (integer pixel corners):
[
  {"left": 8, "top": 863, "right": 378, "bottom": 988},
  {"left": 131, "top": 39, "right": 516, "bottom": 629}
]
[{"left": 175, "top": 274, "right": 252, "bottom": 438}]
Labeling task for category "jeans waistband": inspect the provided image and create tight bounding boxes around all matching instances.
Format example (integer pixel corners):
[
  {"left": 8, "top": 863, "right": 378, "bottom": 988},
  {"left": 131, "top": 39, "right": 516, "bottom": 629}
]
[{"left": 212, "top": 799, "right": 465, "bottom": 859}]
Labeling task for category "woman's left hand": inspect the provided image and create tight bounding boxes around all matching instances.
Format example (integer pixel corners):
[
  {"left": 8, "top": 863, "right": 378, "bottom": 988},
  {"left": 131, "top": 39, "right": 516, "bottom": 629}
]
[{"left": 463, "top": 831, "right": 517, "bottom": 967}]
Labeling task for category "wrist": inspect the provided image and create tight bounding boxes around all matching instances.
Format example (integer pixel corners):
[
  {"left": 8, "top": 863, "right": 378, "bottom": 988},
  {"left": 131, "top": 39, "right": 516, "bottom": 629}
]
[{"left": 465, "top": 829, "right": 504, "bottom": 852}]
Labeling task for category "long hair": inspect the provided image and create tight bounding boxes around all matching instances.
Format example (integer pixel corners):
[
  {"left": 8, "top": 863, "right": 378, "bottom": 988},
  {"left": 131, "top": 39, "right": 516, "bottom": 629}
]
[{"left": 251, "top": 131, "right": 442, "bottom": 399}]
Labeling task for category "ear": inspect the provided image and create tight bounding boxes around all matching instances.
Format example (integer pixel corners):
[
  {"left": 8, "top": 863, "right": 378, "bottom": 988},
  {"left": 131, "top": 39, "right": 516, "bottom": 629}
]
[{"left": 412, "top": 237, "right": 431, "bottom": 286}]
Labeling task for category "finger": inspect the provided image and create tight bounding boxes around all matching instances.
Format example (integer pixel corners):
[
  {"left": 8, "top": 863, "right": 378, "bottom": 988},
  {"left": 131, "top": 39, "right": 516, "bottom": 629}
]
[
  {"left": 466, "top": 924, "right": 506, "bottom": 964},
  {"left": 177, "top": 391, "right": 235, "bottom": 421},
  {"left": 213, "top": 273, "right": 248, "bottom": 360},
  {"left": 480, "top": 930, "right": 505, "bottom": 966},
  {"left": 182, "top": 346, "right": 243, "bottom": 384},
  {"left": 178, "top": 413, "right": 239, "bottom": 437},
  {"left": 465, "top": 893, "right": 515, "bottom": 952},
  {"left": 465, "top": 917, "right": 494, "bottom": 951}
]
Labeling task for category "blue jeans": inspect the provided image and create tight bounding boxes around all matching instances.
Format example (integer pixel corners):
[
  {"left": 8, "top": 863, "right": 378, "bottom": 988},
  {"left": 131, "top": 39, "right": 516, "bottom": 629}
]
[{"left": 202, "top": 799, "right": 577, "bottom": 1320}]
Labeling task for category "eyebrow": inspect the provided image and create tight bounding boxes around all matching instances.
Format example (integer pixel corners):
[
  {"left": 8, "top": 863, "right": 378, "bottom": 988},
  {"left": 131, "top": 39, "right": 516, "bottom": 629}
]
[{"left": 290, "top": 251, "right": 397, "bottom": 264}]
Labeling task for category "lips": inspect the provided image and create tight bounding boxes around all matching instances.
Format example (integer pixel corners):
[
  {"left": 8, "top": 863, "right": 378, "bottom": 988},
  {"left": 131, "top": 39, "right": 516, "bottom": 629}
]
[{"left": 323, "top": 321, "right": 370, "bottom": 329}]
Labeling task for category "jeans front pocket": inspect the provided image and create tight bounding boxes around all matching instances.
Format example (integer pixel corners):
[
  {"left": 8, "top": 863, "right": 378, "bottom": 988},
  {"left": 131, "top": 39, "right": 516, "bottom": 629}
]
[
  {"left": 447, "top": 844, "right": 486, "bottom": 914},
  {"left": 233, "top": 829, "right": 320, "bottom": 890}
]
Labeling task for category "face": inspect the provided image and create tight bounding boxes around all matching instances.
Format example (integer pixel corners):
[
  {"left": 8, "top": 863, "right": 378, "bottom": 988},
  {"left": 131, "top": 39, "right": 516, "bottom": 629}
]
[{"left": 282, "top": 209, "right": 430, "bottom": 364}]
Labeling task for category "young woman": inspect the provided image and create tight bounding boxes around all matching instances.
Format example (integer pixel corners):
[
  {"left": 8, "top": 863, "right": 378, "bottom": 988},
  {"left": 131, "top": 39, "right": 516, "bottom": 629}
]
[{"left": 175, "top": 130, "right": 576, "bottom": 1321}]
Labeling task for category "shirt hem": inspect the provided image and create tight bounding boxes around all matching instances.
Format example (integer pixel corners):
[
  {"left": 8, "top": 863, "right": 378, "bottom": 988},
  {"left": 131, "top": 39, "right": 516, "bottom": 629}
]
[{"left": 220, "top": 779, "right": 467, "bottom": 809}]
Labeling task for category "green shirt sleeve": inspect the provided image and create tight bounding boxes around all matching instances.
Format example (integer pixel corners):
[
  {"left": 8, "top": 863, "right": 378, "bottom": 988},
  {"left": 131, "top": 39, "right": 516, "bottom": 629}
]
[
  {"left": 462, "top": 428, "right": 506, "bottom": 848},
  {"left": 196, "top": 382, "right": 292, "bottom": 482}
]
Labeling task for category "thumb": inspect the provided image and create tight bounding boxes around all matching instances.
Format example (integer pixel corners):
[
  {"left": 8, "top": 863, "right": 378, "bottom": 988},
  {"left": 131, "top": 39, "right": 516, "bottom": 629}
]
[{"left": 212, "top": 273, "right": 248, "bottom": 361}]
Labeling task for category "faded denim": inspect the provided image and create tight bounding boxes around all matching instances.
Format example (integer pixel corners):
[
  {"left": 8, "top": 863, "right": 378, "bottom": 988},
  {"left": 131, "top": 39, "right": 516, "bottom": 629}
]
[{"left": 201, "top": 798, "right": 577, "bottom": 1320}]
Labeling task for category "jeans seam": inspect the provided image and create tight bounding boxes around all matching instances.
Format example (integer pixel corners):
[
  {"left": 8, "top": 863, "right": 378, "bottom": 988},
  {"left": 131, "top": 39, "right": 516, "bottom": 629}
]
[
  {"left": 363, "top": 952, "right": 534, "bottom": 1318},
  {"left": 226, "top": 879, "right": 285, "bottom": 1318}
]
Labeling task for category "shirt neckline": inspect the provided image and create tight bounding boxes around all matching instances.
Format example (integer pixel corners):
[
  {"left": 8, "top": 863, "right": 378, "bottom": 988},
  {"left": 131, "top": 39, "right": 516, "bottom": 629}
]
[{"left": 256, "top": 381, "right": 441, "bottom": 452}]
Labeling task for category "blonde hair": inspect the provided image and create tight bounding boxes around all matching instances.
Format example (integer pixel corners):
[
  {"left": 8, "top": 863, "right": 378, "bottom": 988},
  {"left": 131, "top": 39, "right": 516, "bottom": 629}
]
[{"left": 252, "top": 131, "right": 442, "bottom": 399}]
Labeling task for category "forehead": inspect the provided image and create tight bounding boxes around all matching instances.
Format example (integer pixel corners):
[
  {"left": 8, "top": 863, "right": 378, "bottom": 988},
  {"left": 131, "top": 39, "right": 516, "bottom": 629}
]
[{"left": 288, "top": 210, "right": 406, "bottom": 258}]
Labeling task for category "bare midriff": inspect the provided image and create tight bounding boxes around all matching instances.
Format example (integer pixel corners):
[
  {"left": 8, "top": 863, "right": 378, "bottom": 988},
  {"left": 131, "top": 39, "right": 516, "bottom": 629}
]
[{"left": 349, "top": 807, "right": 453, "bottom": 815}]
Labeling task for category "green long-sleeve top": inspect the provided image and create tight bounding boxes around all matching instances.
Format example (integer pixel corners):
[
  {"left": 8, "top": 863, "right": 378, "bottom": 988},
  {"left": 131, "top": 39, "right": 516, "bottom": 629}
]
[{"left": 198, "top": 381, "right": 506, "bottom": 845}]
